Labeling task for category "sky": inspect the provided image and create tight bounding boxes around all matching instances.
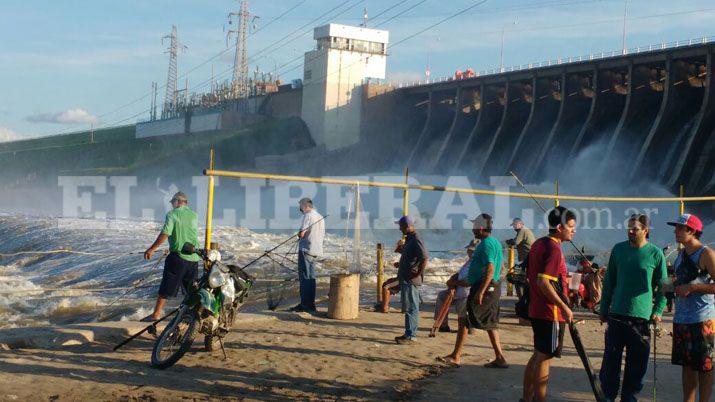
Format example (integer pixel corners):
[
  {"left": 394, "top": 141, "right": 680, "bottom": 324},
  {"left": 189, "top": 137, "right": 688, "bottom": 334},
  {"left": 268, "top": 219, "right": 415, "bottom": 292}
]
[{"left": 0, "top": 0, "right": 713, "bottom": 140}]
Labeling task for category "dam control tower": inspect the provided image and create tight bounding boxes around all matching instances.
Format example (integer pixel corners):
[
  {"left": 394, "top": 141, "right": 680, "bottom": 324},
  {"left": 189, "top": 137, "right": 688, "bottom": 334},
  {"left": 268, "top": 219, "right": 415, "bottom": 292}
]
[{"left": 301, "top": 23, "right": 389, "bottom": 151}]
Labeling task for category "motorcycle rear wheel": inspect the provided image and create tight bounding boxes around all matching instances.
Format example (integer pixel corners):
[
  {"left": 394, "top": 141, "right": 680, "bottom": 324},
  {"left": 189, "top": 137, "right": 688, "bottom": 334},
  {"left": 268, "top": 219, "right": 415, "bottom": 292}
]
[{"left": 151, "top": 307, "right": 199, "bottom": 369}]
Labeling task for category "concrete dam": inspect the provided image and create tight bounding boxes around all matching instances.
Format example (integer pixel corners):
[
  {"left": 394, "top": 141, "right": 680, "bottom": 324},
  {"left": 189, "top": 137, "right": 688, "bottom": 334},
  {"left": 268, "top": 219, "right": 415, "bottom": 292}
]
[{"left": 355, "top": 41, "right": 714, "bottom": 196}]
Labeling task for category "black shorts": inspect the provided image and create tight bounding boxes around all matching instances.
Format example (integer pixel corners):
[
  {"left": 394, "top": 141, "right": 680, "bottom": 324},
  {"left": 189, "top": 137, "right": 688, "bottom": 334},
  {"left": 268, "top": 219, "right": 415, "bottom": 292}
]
[
  {"left": 463, "top": 284, "right": 501, "bottom": 330},
  {"left": 532, "top": 319, "right": 565, "bottom": 358},
  {"left": 158, "top": 252, "right": 199, "bottom": 298}
]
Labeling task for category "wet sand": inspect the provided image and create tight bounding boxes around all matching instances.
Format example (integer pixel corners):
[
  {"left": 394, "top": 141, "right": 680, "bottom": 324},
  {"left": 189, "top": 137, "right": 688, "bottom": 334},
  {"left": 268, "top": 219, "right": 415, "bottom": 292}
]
[{"left": 0, "top": 297, "right": 681, "bottom": 401}]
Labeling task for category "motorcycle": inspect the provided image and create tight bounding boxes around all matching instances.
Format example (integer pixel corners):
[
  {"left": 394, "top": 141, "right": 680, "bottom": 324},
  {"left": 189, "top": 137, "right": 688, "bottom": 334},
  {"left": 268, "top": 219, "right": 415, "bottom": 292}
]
[{"left": 150, "top": 242, "right": 254, "bottom": 369}]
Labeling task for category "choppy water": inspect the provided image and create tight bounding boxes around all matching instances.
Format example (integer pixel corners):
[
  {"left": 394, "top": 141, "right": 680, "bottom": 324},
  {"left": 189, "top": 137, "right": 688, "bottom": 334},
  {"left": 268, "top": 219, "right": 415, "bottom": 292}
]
[
  {"left": 0, "top": 214, "right": 474, "bottom": 329},
  {"left": 1, "top": 211, "right": 698, "bottom": 329}
]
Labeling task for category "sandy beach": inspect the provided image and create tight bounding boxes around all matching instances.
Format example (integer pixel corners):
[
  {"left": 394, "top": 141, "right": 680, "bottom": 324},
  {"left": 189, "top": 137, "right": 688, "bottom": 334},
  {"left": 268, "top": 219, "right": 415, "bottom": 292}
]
[{"left": 0, "top": 296, "right": 682, "bottom": 401}]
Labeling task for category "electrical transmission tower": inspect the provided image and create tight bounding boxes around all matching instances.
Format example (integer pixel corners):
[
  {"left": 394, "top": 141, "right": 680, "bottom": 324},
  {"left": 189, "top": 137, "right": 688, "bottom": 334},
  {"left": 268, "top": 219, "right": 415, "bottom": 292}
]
[
  {"left": 227, "top": 1, "right": 253, "bottom": 99},
  {"left": 161, "top": 25, "right": 187, "bottom": 118}
]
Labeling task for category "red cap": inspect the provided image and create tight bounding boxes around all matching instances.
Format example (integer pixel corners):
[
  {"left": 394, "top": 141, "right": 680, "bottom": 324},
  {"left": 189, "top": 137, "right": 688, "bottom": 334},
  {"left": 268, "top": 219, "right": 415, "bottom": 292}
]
[{"left": 667, "top": 213, "right": 703, "bottom": 232}]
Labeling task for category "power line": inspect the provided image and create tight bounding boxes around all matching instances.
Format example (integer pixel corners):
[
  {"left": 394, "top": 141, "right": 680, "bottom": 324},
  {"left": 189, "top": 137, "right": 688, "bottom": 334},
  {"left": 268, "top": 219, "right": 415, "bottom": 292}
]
[
  {"left": 41, "top": 0, "right": 311, "bottom": 137},
  {"left": 84, "top": 0, "right": 365, "bottom": 131},
  {"left": 365, "top": 0, "right": 410, "bottom": 26},
  {"left": 184, "top": 0, "right": 367, "bottom": 96}
]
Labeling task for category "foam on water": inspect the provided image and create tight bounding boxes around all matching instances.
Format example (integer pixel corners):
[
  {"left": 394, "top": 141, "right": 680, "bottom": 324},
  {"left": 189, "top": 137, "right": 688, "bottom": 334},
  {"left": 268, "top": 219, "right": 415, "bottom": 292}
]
[
  {"left": 4, "top": 212, "right": 700, "bottom": 328},
  {"left": 0, "top": 214, "right": 473, "bottom": 328}
]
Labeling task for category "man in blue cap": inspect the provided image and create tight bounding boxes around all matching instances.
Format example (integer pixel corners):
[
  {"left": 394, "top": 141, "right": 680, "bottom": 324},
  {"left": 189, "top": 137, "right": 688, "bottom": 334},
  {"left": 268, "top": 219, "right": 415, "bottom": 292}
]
[{"left": 394, "top": 215, "right": 429, "bottom": 344}]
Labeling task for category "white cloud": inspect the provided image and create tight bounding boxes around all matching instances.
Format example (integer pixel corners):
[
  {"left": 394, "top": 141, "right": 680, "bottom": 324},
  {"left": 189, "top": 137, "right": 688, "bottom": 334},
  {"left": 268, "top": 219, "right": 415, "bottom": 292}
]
[
  {"left": 0, "top": 127, "right": 21, "bottom": 142},
  {"left": 26, "top": 108, "right": 98, "bottom": 125}
]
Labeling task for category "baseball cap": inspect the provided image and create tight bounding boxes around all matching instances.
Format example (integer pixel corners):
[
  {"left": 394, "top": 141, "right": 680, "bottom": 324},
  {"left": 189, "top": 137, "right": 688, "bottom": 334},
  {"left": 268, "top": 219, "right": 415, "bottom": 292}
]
[
  {"left": 170, "top": 191, "right": 188, "bottom": 203},
  {"left": 298, "top": 197, "right": 313, "bottom": 206},
  {"left": 470, "top": 213, "right": 492, "bottom": 229},
  {"left": 509, "top": 218, "right": 523, "bottom": 227},
  {"left": 395, "top": 215, "right": 416, "bottom": 226},
  {"left": 667, "top": 213, "right": 703, "bottom": 232}
]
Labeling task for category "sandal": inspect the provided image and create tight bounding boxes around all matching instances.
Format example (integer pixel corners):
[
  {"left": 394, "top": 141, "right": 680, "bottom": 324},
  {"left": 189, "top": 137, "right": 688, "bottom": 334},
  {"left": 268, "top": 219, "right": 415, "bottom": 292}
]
[
  {"left": 436, "top": 355, "right": 460, "bottom": 367},
  {"left": 484, "top": 360, "right": 509, "bottom": 369},
  {"left": 140, "top": 315, "right": 157, "bottom": 323}
]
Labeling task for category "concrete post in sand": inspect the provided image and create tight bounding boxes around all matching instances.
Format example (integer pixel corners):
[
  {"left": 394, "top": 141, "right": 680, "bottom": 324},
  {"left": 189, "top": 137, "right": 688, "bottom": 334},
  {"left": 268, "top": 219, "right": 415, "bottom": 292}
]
[{"left": 328, "top": 273, "right": 360, "bottom": 320}]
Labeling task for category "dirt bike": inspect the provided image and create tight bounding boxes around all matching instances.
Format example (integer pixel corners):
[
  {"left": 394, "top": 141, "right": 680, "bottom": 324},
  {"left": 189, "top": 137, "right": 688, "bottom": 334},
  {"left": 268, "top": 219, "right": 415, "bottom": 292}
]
[{"left": 150, "top": 242, "right": 253, "bottom": 369}]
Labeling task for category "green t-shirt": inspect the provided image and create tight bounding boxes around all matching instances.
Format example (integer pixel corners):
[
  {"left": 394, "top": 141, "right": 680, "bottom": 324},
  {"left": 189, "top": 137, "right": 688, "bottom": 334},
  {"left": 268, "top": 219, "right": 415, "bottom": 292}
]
[
  {"left": 161, "top": 206, "right": 200, "bottom": 262},
  {"left": 599, "top": 241, "right": 667, "bottom": 320},
  {"left": 467, "top": 235, "right": 503, "bottom": 285}
]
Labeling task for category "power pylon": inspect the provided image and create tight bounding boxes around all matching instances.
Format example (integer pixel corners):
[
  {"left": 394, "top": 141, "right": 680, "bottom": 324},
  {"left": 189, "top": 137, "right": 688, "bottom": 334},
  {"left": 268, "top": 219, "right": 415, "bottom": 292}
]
[
  {"left": 161, "top": 25, "right": 187, "bottom": 118},
  {"left": 227, "top": 1, "right": 252, "bottom": 99}
]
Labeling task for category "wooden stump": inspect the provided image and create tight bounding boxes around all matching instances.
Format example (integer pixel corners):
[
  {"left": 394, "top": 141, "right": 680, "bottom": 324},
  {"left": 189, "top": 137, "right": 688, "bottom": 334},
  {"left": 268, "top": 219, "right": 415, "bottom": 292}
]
[{"left": 327, "top": 273, "right": 360, "bottom": 320}]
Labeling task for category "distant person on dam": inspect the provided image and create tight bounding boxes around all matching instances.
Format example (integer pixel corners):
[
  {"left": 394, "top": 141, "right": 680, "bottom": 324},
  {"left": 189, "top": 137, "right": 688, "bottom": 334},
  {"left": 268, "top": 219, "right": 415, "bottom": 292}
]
[
  {"left": 142, "top": 191, "right": 200, "bottom": 322},
  {"left": 599, "top": 213, "right": 667, "bottom": 402},
  {"left": 438, "top": 213, "right": 508, "bottom": 368},
  {"left": 668, "top": 213, "right": 715, "bottom": 402},
  {"left": 394, "top": 215, "right": 429, "bottom": 345},
  {"left": 289, "top": 197, "right": 325, "bottom": 313}
]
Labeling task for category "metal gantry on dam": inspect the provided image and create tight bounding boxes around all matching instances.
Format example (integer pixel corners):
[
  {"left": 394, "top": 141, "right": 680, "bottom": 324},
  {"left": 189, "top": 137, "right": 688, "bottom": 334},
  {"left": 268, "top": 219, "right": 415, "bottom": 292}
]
[{"left": 392, "top": 41, "right": 715, "bottom": 196}]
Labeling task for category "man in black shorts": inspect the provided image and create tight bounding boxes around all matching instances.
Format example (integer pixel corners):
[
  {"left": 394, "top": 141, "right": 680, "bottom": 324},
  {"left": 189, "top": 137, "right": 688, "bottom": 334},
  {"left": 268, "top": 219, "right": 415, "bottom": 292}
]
[
  {"left": 143, "top": 191, "right": 200, "bottom": 321},
  {"left": 521, "top": 206, "right": 576, "bottom": 402},
  {"left": 438, "top": 213, "right": 507, "bottom": 368}
]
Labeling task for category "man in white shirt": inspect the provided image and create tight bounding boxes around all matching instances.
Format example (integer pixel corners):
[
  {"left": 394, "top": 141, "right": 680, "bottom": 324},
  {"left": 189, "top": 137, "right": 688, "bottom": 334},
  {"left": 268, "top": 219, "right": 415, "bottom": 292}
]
[
  {"left": 433, "top": 240, "right": 477, "bottom": 332},
  {"left": 290, "top": 197, "right": 325, "bottom": 312}
]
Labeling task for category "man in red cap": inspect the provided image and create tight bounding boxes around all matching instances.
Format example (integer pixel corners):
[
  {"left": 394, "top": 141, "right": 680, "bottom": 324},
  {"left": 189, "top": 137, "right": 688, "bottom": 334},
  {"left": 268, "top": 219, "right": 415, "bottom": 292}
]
[{"left": 668, "top": 213, "right": 715, "bottom": 402}]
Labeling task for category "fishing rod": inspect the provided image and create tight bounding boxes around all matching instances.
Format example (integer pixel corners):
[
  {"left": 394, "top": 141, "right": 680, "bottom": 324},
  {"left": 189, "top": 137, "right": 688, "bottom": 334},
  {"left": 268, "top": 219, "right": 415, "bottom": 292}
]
[
  {"left": 509, "top": 171, "right": 591, "bottom": 262},
  {"left": 240, "top": 214, "right": 328, "bottom": 272},
  {"left": 113, "top": 307, "right": 179, "bottom": 351},
  {"left": 96, "top": 250, "right": 169, "bottom": 321}
]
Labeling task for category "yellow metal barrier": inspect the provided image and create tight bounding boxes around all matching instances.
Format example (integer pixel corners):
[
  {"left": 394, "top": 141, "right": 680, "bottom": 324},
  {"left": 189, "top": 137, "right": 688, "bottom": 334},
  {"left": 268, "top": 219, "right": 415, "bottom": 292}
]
[{"left": 202, "top": 169, "right": 715, "bottom": 203}]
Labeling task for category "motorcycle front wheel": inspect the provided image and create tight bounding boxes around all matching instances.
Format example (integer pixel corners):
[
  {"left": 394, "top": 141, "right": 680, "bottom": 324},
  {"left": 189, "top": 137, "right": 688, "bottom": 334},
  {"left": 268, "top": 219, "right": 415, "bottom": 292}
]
[{"left": 151, "top": 306, "right": 199, "bottom": 369}]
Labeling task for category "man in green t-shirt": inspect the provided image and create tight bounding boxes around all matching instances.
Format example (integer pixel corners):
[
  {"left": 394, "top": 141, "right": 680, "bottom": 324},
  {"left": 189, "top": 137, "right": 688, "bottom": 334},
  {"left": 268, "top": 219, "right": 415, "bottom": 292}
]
[
  {"left": 438, "top": 213, "right": 508, "bottom": 368},
  {"left": 599, "top": 213, "right": 667, "bottom": 401},
  {"left": 143, "top": 191, "right": 200, "bottom": 321}
]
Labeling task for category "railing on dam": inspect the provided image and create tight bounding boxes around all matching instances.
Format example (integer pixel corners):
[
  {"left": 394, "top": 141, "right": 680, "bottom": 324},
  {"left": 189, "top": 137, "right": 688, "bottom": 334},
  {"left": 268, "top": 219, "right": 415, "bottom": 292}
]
[{"left": 385, "top": 34, "right": 715, "bottom": 88}]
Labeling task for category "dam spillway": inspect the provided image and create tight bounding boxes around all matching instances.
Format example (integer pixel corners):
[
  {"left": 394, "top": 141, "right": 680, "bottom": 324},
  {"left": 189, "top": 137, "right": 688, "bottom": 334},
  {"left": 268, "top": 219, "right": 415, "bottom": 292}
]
[{"left": 371, "top": 40, "right": 715, "bottom": 195}]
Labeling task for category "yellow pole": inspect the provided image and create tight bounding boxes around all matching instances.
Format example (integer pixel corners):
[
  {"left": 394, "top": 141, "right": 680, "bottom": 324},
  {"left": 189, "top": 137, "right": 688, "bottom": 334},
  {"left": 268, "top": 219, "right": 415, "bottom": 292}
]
[
  {"left": 402, "top": 167, "right": 409, "bottom": 216},
  {"left": 376, "top": 243, "right": 384, "bottom": 303},
  {"left": 554, "top": 180, "right": 560, "bottom": 208},
  {"left": 204, "top": 148, "right": 216, "bottom": 250},
  {"left": 507, "top": 246, "right": 515, "bottom": 296}
]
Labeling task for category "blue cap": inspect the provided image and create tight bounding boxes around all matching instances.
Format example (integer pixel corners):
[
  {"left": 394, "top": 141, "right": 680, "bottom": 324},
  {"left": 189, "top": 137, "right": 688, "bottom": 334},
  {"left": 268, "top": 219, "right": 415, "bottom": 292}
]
[{"left": 395, "top": 215, "right": 415, "bottom": 226}]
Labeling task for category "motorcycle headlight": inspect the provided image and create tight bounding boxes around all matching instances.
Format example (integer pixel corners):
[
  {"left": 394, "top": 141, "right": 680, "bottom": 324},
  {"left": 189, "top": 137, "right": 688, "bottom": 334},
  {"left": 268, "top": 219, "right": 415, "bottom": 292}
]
[
  {"left": 208, "top": 266, "right": 228, "bottom": 288},
  {"left": 207, "top": 249, "right": 222, "bottom": 262}
]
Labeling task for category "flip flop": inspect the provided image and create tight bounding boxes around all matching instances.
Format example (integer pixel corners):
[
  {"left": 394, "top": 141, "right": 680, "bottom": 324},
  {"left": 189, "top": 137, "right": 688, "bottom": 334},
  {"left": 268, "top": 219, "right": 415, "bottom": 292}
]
[
  {"left": 484, "top": 360, "right": 509, "bottom": 369},
  {"left": 436, "top": 355, "right": 460, "bottom": 367},
  {"left": 140, "top": 315, "right": 157, "bottom": 323}
]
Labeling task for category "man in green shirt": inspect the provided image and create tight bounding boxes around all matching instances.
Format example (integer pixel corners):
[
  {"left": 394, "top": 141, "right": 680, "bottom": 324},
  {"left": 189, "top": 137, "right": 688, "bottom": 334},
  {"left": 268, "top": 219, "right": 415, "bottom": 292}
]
[
  {"left": 438, "top": 213, "right": 508, "bottom": 368},
  {"left": 143, "top": 191, "right": 200, "bottom": 321},
  {"left": 599, "top": 214, "right": 667, "bottom": 401}
]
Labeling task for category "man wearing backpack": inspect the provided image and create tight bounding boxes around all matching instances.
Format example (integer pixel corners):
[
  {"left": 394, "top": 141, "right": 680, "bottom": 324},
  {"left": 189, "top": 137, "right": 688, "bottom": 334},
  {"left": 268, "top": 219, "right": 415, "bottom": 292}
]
[{"left": 668, "top": 213, "right": 715, "bottom": 402}]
